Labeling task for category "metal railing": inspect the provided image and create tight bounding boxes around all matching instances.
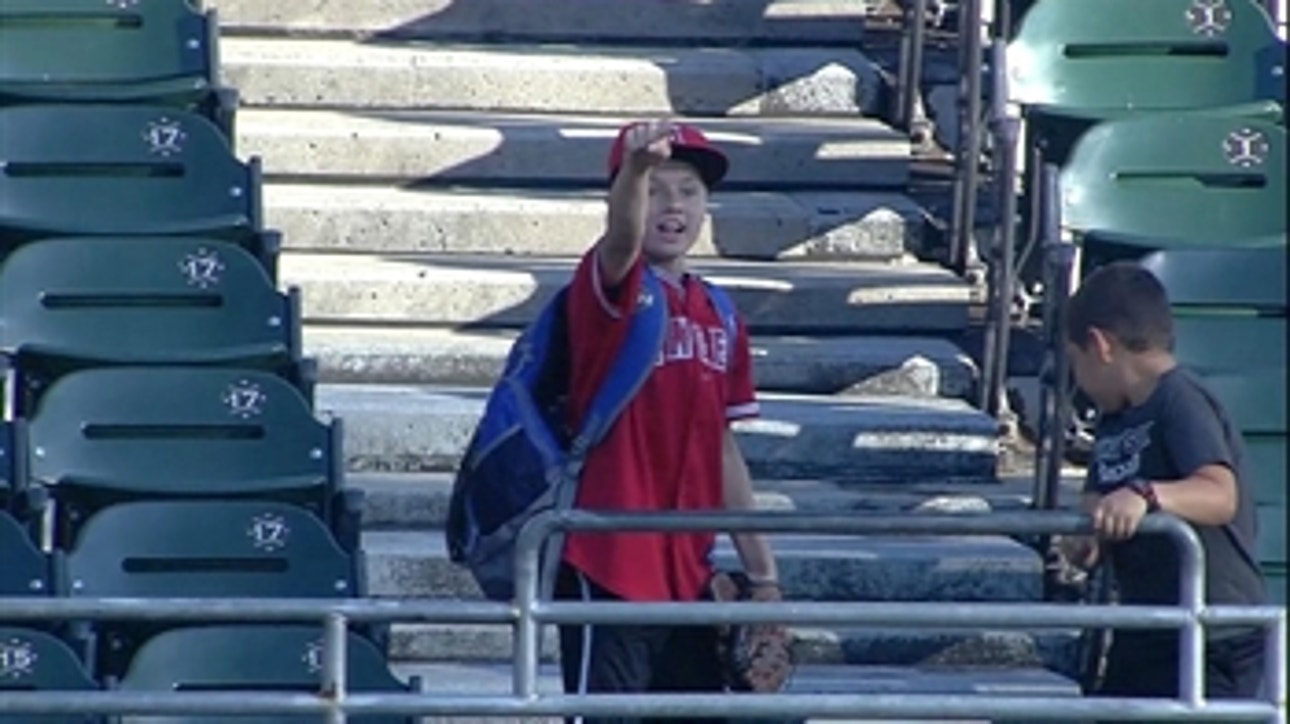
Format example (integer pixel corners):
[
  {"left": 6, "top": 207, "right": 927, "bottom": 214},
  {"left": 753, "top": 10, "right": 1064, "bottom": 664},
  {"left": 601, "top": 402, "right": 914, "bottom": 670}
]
[{"left": 0, "top": 510, "right": 1284, "bottom": 721}]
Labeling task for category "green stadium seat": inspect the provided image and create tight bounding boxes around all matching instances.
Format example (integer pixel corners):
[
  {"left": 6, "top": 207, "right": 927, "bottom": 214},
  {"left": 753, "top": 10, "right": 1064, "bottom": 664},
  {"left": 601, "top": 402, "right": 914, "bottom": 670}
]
[
  {"left": 0, "top": 105, "right": 277, "bottom": 273},
  {"left": 1009, "top": 0, "right": 1284, "bottom": 165},
  {"left": 65, "top": 500, "right": 362, "bottom": 677},
  {"left": 118, "top": 625, "right": 415, "bottom": 724},
  {"left": 0, "top": 626, "right": 101, "bottom": 724},
  {"left": 0, "top": 237, "right": 307, "bottom": 415},
  {"left": 1060, "top": 115, "right": 1286, "bottom": 249},
  {"left": 1245, "top": 435, "right": 1286, "bottom": 506},
  {"left": 1257, "top": 504, "right": 1285, "bottom": 564},
  {"left": 1265, "top": 564, "right": 1287, "bottom": 606},
  {"left": 1139, "top": 246, "right": 1287, "bottom": 310},
  {"left": 27, "top": 366, "right": 356, "bottom": 552},
  {"left": 0, "top": 0, "right": 237, "bottom": 138},
  {"left": 0, "top": 508, "right": 57, "bottom": 598}
]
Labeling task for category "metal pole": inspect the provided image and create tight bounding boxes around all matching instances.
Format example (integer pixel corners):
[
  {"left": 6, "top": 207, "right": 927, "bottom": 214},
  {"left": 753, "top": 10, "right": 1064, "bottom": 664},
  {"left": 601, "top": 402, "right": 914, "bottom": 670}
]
[
  {"left": 1040, "top": 163, "right": 1072, "bottom": 513},
  {"left": 1166, "top": 518, "right": 1207, "bottom": 708},
  {"left": 1266, "top": 613, "right": 1286, "bottom": 723},
  {"left": 322, "top": 611, "right": 348, "bottom": 724},
  {"left": 949, "top": 0, "right": 986, "bottom": 275},
  {"left": 897, "top": 0, "right": 929, "bottom": 133},
  {"left": 979, "top": 40, "right": 1020, "bottom": 418},
  {"left": 513, "top": 520, "right": 544, "bottom": 699}
]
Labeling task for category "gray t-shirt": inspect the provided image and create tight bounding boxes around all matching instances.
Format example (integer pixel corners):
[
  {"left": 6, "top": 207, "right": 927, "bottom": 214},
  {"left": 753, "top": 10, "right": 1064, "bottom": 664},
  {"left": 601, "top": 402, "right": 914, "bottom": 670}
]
[{"left": 1084, "top": 366, "right": 1265, "bottom": 609}]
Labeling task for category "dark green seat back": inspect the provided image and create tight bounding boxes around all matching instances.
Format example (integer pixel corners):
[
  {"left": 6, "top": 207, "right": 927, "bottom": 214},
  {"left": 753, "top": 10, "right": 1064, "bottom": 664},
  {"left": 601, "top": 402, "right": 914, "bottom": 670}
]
[
  {"left": 1140, "top": 246, "right": 1287, "bottom": 310},
  {"left": 118, "top": 625, "right": 409, "bottom": 724},
  {"left": 1061, "top": 115, "right": 1286, "bottom": 244},
  {"left": 0, "top": 421, "right": 13, "bottom": 506},
  {"left": 0, "top": 105, "right": 260, "bottom": 244},
  {"left": 1171, "top": 316, "right": 1286, "bottom": 374},
  {"left": 0, "top": 509, "right": 53, "bottom": 597},
  {"left": 29, "top": 366, "right": 336, "bottom": 502},
  {"left": 66, "top": 501, "right": 355, "bottom": 598},
  {"left": 0, "top": 0, "right": 217, "bottom": 103},
  {"left": 1008, "top": 0, "right": 1284, "bottom": 114},
  {"left": 1257, "top": 505, "right": 1285, "bottom": 564},
  {"left": 1201, "top": 369, "right": 1287, "bottom": 435},
  {"left": 1266, "top": 564, "right": 1287, "bottom": 606},
  {"left": 0, "top": 238, "right": 297, "bottom": 372},
  {"left": 1245, "top": 434, "right": 1286, "bottom": 506},
  {"left": 0, "top": 627, "right": 99, "bottom": 724}
]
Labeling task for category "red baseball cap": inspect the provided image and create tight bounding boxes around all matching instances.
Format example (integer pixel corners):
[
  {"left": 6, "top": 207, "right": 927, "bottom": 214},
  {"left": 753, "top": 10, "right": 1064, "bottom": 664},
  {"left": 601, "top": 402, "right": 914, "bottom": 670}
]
[{"left": 606, "top": 121, "right": 729, "bottom": 188}]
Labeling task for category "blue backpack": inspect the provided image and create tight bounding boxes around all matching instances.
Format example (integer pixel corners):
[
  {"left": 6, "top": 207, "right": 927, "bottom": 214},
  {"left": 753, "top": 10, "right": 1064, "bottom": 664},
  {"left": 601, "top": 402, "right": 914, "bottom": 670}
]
[{"left": 445, "top": 268, "right": 737, "bottom": 601}]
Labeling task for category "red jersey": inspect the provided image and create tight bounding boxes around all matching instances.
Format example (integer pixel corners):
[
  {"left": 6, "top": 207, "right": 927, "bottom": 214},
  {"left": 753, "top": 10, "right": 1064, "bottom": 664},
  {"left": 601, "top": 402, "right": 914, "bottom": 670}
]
[{"left": 561, "top": 248, "right": 759, "bottom": 602}]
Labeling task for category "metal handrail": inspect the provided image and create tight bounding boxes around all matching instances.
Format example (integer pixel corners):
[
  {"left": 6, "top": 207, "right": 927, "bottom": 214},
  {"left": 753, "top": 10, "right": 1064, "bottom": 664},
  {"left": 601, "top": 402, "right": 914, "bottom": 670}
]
[{"left": 0, "top": 511, "right": 1283, "bottom": 722}]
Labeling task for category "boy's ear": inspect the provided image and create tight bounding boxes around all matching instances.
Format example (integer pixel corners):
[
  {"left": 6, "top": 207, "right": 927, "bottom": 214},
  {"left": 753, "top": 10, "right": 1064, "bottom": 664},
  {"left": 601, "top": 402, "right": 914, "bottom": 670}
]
[{"left": 1087, "top": 327, "right": 1116, "bottom": 363}]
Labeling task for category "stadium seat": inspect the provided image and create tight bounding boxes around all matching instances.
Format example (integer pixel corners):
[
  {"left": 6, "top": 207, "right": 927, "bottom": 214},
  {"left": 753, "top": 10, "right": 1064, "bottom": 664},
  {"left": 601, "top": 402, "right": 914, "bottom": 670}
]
[
  {"left": 0, "top": 626, "right": 101, "bottom": 724},
  {"left": 0, "top": 237, "right": 309, "bottom": 415},
  {"left": 0, "top": 0, "right": 237, "bottom": 138},
  {"left": 1060, "top": 115, "right": 1286, "bottom": 251},
  {"left": 0, "top": 508, "right": 58, "bottom": 599},
  {"left": 65, "top": 500, "right": 363, "bottom": 677},
  {"left": 1009, "top": 0, "right": 1284, "bottom": 165},
  {"left": 27, "top": 366, "right": 356, "bottom": 552},
  {"left": 117, "top": 625, "right": 416, "bottom": 724},
  {"left": 0, "top": 105, "right": 278, "bottom": 274}
]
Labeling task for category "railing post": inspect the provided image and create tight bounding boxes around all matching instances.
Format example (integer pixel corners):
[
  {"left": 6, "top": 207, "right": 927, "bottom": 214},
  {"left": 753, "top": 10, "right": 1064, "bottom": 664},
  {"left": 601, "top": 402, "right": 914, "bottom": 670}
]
[
  {"left": 512, "top": 512, "right": 550, "bottom": 699},
  {"left": 1268, "top": 612, "right": 1287, "bottom": 723},
  {"left": 949, "top": 0, "right": 986, "bottom": 276},
  {"left": 1164, "top": 517, "right": 1207, "bottom": 708},
  {"left": 322, "top": 611, "right": 348, "bottom": 724},
  {"left": 896, "top": 0, "right": 929, "bottom": 134},
  {"left": 978, "top": 40, "right": 1020, "bottom": 418},
  {"left": 1033, "top": 163, "right": 1072, "bottom": 513}
]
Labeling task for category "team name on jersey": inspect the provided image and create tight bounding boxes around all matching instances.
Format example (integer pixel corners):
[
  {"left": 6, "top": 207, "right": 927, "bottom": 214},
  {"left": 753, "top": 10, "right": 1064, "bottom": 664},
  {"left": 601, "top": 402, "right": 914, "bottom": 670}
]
[{"left": 657, "top": 316, "right": 729, "bottom": 372}]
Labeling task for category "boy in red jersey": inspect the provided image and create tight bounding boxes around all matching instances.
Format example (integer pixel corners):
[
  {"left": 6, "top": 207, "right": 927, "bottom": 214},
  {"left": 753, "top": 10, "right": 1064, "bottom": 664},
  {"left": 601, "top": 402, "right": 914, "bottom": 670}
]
[{"left": 555, "top": 120, "right": 780, "bottom": 724}]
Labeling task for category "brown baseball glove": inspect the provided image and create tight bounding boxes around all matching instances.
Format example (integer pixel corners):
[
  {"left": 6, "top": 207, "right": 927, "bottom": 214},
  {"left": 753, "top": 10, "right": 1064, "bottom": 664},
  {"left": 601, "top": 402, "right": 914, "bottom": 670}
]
[{"left": 706, "top": 570, "right": 795, "bottom": 693}]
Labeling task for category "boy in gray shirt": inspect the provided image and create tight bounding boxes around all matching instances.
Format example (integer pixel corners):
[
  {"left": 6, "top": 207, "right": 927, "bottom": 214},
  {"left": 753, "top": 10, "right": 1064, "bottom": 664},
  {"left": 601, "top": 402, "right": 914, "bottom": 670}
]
[{"left": 1059, "top": 262, "right": 1266, "bottom": 700}]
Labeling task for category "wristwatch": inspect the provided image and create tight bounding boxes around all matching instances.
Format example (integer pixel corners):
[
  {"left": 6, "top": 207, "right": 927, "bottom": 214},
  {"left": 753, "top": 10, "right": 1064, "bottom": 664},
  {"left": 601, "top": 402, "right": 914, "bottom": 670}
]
[{"left": 1127, "top": 478, "right": 1161, "bottom": 512}]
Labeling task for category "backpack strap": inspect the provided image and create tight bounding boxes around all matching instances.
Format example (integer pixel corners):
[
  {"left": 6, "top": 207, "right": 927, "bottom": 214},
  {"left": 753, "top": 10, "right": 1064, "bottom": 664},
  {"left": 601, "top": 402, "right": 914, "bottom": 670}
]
[
  {"left": 566, "top": 270, "right": 669, "bottom": 464},
  {"left": 699, "top": 278, "right": 739, "bottom": 369}
]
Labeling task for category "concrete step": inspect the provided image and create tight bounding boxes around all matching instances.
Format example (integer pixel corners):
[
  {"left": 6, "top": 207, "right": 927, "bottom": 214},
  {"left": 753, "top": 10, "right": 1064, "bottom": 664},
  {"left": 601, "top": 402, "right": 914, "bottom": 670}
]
[
  {"left": 386, "top": 622, "right": 1077, "bottom": 671},
  {"left": 305, "top": 327, "right": 976, "bottom": 397},
  {"left": 220, "top": 38, "right": 883, "bottom": 117},
  {"left": 240, "top": 110, "right": 910, "bottom": 190},
  {"left": 318, "top": 384, "right": 999, "bottom": 482},
  {"left": 388, "top": 663, "right": 1080, "bottom": 723},
  {"left": 350, "top": 473, "right": 1075, "bottom": 531},
  {"left": 280, "top": 254, "right": 974, "bottom": 334},
  {"left": 217, "top": 0, "right": 877, "bottom": 45},
  {"left": 391, "top": 661, "right": 1080, "bottom": 703},
  {"left": 361, "top": 529, "right": 1040, "bottom": 602},
  {"left": 266, "top": 184, "right": 924, "bottom": 261}
]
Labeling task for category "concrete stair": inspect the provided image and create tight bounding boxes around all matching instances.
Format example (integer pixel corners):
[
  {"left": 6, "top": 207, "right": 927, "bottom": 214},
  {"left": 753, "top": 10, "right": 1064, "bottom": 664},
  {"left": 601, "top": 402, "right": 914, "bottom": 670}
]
[
  {"left": 215, "top": 0, "right": 880, "bottom": 45},
  {"left": 213, "top": 0, "right": 1079, "bottom": 715}
]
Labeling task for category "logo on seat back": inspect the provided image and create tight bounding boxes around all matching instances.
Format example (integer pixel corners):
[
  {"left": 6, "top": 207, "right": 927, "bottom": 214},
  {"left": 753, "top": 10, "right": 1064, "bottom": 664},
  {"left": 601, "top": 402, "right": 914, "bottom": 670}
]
[
  {"left": 247, "top": 513, "right": 291, "bottom": 552},
  {"left": 180, "top": 248, "right": 226, "bottom": 289},
  {"left": 1223, "top": 128, "right": 1271, "bottom": 168},
  {"left": 143, "top": 117, "right": 188, "bottom": 158},
  {"left": 224, "top": 380, "right": 267, "bottom": 419},
  {"left": 1186, "top": 0, "right": 1232, "bottom": 36},
  {"left": 0, "top": 638, "right": 37, "bottom": 680}
]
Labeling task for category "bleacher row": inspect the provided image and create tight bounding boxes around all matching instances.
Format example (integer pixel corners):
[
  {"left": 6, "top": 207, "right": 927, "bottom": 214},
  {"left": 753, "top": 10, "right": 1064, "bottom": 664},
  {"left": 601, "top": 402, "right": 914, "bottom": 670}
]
[
  {"left": 0, "top": 2, "right": 414, "bottom": 720},
  {"left": 1006, "top": 0, "right": 1287, "bottom": 601}
]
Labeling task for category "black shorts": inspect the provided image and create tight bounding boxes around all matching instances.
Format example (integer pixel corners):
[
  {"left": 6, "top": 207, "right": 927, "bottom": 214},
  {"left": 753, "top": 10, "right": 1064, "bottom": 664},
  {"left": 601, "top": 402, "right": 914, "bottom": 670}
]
[
  {"left": 553, "top": 563, "right": 727, "bottom": 724},
  {"left": 1098, "top": 630, "right": 1266, "bottom": 700}
]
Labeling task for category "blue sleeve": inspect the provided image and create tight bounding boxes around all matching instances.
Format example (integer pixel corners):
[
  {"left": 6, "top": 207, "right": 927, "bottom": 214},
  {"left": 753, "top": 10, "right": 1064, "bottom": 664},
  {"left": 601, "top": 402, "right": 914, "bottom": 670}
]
[{"left": 1159, "top": 377, "right": 1236, "bottom": 479}]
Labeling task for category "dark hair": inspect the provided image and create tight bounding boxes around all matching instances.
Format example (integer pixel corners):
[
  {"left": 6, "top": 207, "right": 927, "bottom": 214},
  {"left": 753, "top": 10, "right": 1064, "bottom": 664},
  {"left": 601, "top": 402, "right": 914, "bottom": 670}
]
[{"left": 1063, "top": 261, "right": 1174, "bottom": 353}]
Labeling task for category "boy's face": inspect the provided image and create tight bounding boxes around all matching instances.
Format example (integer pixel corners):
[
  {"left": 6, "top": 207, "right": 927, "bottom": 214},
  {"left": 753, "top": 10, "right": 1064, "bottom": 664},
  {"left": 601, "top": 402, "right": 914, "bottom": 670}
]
[
  {"left": 643, "top": 161, "right": 708, "bottom": 265},
  {"left": 1065, "top": 327, "right": 1130, "bottom": 412}
]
